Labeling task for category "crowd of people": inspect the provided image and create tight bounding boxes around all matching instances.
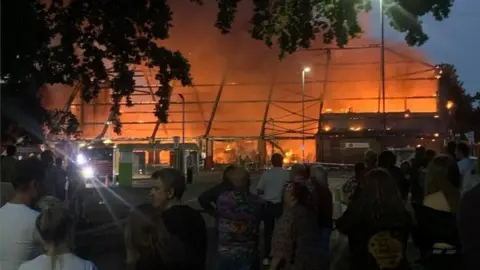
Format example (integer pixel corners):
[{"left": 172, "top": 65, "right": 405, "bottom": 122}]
[
  {"left": 339, "top": 142, "right": 479, "bottom": 270},
  {"left": 0, "top": 141, "right": 479, "bottom": 270}
]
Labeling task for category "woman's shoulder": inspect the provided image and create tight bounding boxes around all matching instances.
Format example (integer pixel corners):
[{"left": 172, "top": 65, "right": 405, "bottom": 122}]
[
  {"left": 423, "top": 192, "right": 453, "bottom": 213},
  {"left": 18, "top": 255, "right": 47, "bottom": 270},
  {"left": 18, "top": 254, "right": 98, "bottom": 270},
  {"left": 60, "top": 253, "right": 98, "bottom": 270}
]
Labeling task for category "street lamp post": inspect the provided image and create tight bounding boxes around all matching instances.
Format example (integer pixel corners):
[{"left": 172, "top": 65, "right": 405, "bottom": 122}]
[
  {"left": 178, "top": 94, "right": 185, "bottom": 175},
  {"left": 380, "top": 0, "right": 387, "bottom": 133},
  {"left": 178, "top": 94, "right": 185, "bottom": 146},
  {"left": 270, "top": 118, "right": 275, "bottom": 156},
  {"left": 301, "top": 67, "right": 311, "bottom": 163}
]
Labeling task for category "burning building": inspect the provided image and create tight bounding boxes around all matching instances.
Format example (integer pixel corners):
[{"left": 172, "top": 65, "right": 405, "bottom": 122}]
[{"left": 42, "top": 2, "right": 448, "bottom": 166}]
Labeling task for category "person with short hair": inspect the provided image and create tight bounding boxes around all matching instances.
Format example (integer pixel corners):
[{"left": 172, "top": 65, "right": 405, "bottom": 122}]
[
  {"left": 41, "top": 150, "right": 65, "bottom": 200},
  {"left": 150, "top": 168, "right": 207, "bottom": 270},
  {"left": 198, "top": 165, "right": 235, "bottom": 218},
  {"left": 216, "top": 167, "right": 264, "bottom": 270},
  {"left": 289, "top": 163, "right": 308, "bottom": 183},
  {"left": 290, "top": 163, "right": 319, "bottom": 214},
  {"left": 343, "top": 162, "right": 365, "bottom": 203},
  {"left": 378, "top": 150, "right": 409, "bottom": 200},
  {"left": 1, "top": 145, "right": 17, "bottom": 183},
  {"left": 18, "top": 202, "right": 97, "bottom": 270},
  {"left": 364, "top": 149, "right": 378, "bottom": 171},
  {"left": 0, "top": 158, "right": 46, "bottom": 270},
  {"left": 411, "top": 146, "right": 428, "bottom": 204},
  {"left": 256, "top": 153, "right": 289, "bottom": 266}
]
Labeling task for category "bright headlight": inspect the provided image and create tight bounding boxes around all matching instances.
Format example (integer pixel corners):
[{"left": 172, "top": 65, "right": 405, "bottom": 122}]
[
  {"left": 77, "top": 154, "right": 87, "bottom": 165},
  {"left": 81, "top": 166, "right": 95, "bottom": 179}
]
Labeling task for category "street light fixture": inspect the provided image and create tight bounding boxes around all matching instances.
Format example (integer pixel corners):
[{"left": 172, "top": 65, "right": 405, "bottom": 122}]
[{"left": 301, "top": 67, "right": 311, "bottom": 163}]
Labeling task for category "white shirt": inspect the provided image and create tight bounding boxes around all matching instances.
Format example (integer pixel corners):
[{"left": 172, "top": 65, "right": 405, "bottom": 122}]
[
  {"left": 458, "top": 158, "right": 476, "bottom": 177},
  {"left": 0, "top": 203, "right": 43, "bottom": 270},
  {"left": 19, "top": 253, "right": 97, "bottom": 270},
  {"left": 256, "top": 167, "right": 289, "bottom": 203}
]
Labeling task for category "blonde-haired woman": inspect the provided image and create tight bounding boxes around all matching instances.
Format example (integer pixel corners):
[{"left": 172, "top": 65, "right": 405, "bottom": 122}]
[
  {"left": 412, "top": 155, "right": 462, "bottom": 269},
  {"left": 18, "top": 202, "right": 97, "bottom": 270}
]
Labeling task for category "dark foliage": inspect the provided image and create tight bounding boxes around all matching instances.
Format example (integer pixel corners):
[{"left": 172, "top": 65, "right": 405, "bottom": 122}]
[
  {"left": 439, "top": 64, "right": 480, "bottom": 140},
  {"left": 1, "top": 0, "right": 457, "bottom": 143}
]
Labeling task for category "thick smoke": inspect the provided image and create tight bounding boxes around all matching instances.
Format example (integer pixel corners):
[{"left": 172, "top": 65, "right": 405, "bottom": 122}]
[{"left": 44, "top": 1, "right": 437, "bottom": 160}]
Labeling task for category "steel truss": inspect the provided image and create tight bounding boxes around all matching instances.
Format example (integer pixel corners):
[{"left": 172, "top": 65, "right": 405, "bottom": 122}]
[{"left": 69, "top": 44, "right": 438, "bottom": 143}]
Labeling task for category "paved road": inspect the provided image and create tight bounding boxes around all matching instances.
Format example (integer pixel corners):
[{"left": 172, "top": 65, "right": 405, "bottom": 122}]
[{"left": 74, "top": 171, "right": 349, "bottom": 270}]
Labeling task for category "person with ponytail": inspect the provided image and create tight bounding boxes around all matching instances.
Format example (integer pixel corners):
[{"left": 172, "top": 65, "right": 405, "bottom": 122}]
[{"left": 18, "top": 202, "right": 97, "bottom": 270}]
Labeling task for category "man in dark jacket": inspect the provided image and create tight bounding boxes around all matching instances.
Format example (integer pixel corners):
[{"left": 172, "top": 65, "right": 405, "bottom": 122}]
[
  {"left": 198, "top": 165, "right": 235, "bottom": 218},
  {"left": 378, "top": 151, "right": 409, "bottom": 200}
]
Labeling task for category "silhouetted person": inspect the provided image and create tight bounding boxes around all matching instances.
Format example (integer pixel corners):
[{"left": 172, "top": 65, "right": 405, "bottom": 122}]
[
  {"left": 456, "top": 142, "right": 476, "bottom": 193},
  {"left": 378, "top": 151, "right": 409, "bottom": 200},
  {"left": 125, "top": 204, "right": 188, "bottom": 270},
  {"left": 0, "top": 158, "right": 46, "bottom": 270},
  {"left": 216, "top": 167, "right": 263, "bottom": 269},
  {"left": 412, "top": 155, "right": 462, "bottom": 269},
  {"left": 343, "top": 162, "right": 366, "bottom": 204},
  {"left": 447, "top": 141, "right": 457, "bottom": 161},
  {"left": 53, "top": 157, "right": 67, "bottom": 201},
  {"left": 198, "top": 165, "right": 235, "bottom": 218},
  {"left": 18, "top": 201, "right": 97, "bottom": 270},
  {"left": 270, "top": 181, "right": 324, "bottom": 269},
  {"left": 41, "top": 151, "right": 60, "bottom": 199},
  {"left": 411, "top": 146, "right": 427, "bottom": 204},
  {"left": 1, "top": 145, "right": 17, "bottom": 183},
  {"left": 337, "top": 169, "right": 412, "bottom": 270},
  {"left": 309, "top": 165, "right": 333, "bottom": 258},
  {"left": 364, "top": 149, "right": 378, "bottom": 172},
  {"left": 458, "top": 157, "right": 480, "bottom": 270},
  {"left": 425, "top": 149, "right": 437, "bottom": 166},
  {"left": 151, "top": 168, "right": 207, "bottom": 270}
]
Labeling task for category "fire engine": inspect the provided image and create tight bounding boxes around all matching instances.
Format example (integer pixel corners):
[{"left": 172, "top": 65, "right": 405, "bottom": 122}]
[{"left": 76, "top": 142, "right": 117, "bottom": 187}]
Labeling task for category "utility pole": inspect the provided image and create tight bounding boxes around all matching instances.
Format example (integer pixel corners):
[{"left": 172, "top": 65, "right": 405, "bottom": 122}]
[{"left": 301, "top": 67, "right": 311, "bottom": 162}]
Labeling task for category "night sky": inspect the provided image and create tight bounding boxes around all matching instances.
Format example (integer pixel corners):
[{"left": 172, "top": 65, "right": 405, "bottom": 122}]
[{"left": 368, "top": 0, "right": 478, "bottom": 94}]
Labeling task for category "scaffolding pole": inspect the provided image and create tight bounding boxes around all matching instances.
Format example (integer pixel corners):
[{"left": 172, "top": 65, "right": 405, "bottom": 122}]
[
  {"left": 205, "top": 74, "right": 228, "bottom": 137},
  {"left": 318, "top": 49, "right": 332, "bottom": 130},
  {"left": 94, "top": 66, "right": 138, "bottom": 141},
  {"left": 260, "top": 76, "right": 277, "bottom": 138}
]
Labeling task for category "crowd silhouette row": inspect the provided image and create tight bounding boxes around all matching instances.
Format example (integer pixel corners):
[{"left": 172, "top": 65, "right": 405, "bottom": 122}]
[{"left": 0, "top": 142, "right": 479, "bottom": 270}]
